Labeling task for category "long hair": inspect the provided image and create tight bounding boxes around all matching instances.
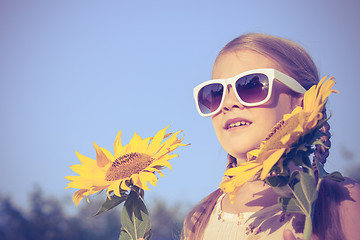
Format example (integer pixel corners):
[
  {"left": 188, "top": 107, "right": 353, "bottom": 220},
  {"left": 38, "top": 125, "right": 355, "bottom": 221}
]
[{"left": 182, "top": 33, "right": 343, "bottom": 240}]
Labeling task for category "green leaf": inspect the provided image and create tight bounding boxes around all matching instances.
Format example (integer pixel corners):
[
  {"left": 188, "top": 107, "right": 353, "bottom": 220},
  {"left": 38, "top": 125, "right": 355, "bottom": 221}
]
[
  {"left": 270, "top": 171, "right": 300, "bottom": 204},
  {"left": 288, "top": 171, "right": 317, "bottom": 217},
  {"left": 272, "top": 184, "right": 293, "bottom": 198},
  {"left": 314, "top": 158, "right": 329, "bottom": 179},
  {"left": 120, "top": 191, "right": 151, "bottom": 240},
  {"left": 315, "top": 159, "right": 344, "bottom": 182},
  {"left": 288, "top": 171, "right": 300, "bottom": 188},
  {"left": 298, "top": 171, "right": 317, "bottom": 206},
  {"left": 144, "top": 230, "right": 152, "bottom": 240},
  {"left": 278, "top": 197, "right": 303, "bottom": 213},
  {"left": 94, "top": 193, "right": 128, "bottom": 217},
  {"left": 325, "top": 171, "right": 345, "bottom": 182},
  {"left": 119, "top": 229, "right": 132, "bottom": 240},
  {"left": 265, "top": 175, "right": 289, "bottom": 187}
]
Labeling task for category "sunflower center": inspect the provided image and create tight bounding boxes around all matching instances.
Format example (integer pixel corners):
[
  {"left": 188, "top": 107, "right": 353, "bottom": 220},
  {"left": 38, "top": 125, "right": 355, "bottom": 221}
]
[{"left": 105, "top": 152, "right": 154, "bottom": 181}]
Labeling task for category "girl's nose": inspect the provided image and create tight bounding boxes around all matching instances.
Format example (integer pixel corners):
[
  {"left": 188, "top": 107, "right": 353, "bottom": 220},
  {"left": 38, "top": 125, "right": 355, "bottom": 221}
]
[{"left": 221, "top": 85, "right": 245, "bottom": 112}]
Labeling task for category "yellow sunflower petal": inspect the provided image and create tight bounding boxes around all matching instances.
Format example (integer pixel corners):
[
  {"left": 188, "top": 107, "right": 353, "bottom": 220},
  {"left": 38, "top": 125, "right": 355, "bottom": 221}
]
[
  {"left": 94, "top": 142, "right": 111, "bottom": 168},
  {"left": 147, "top": 126, "right": 169, "bottom": 155},
  {"left": 155, "top": 153, "right": 178, "bottom": 162},
  {"left": 220, "top": 165, "right": 262, "bottom": 203},
  {"left": 114, "top": 130, "right": 123, "bottom": 159},
  {"left": 247, "top": 149, "right": 260, "bottom": 160},
  {"left": 260, "top": 148, "right": 286, "bottom": 180},
  {"left": 75, "top": 151, "right": 97, "bottom": 167},
  {"left": 145, "top": 166, "right": 161, "bottom": 172},
  {"left": 319, "top": 77, "right": 336, "bottom": 103},
  {"left": 164, "top": 141, "right": 187, "bottom": 155},
  {"left": 153, "top": 169, "right": 165, "bottom": 177},
  {"left": 224, "top": 162, "right": 260, "bottom": 176},
  {"left": 125, "top": 132, "right": 140, "bottom": 152},
  {"left": 68, "top": 164, "right": 88, "bottom": 175},
  {"left": 307, "top": 111, "right": 323, "bottom": 129},
  {"left": 120, "top": 180, "right": 131, "bottom": 191},
  {"left": 72, "top": 185, "right": 108, "bottom": 206},
  {"left": 131, "top": 173, "right": 150, "bottom": 190},
  {"left": 66, "top": 174, "right": 108, "bottom": 189},
  {"left": 159, "top": 130, "right": 182, "bottom": 149},
  {"left": 293, "top": 124, "right": 304, "bottom": 133},
  {"left": 280, "top": 134, "right": 291, "bottom": 145},
  {"left": 140, "top": 171, "right": 158, "bottom": 187},
  {"left": 284, "top": 107, "right": 302, "bottom": 121},
  {"left": 119, "top": 143, "right": 131, "bottom": 156},
  {"left": 65, "top": 176, "right": 92, "bottom": 189},
  {"left": 303, "top": 86, "right": 317, "bottom": 111},
  {"left": 68, "top": 159, "right": 107, "bottom": 181},
  {"left": 153, "top": 135, "right": 186, "bottom": 159},
  {"left": 131, "top": 133, "right": 151, "bottom": 153},
  {"left": 107, "top": 180, "right": 122, "bottom": 197},
  {"left": 150, "top": 158, "right": 173, "bottom": 170},
  {"left": 73, "top": 189, "right": 87, "bottom": 206},
  {"left": 127, "top": 132, "right": 145, "bottom": 153},
  {"left": 100, "top": 147, "right": 115, "bottom": 162},
  {"left": 146, "top": 172, "right": 159, "bottom": 186},
  {"left": 304, "top": 76, "right": 326, "bottom": 112}
]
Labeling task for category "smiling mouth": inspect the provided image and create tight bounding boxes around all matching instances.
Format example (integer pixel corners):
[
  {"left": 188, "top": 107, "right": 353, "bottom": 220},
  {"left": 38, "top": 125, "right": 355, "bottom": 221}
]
[{"left": 227, "top": 120, "right": 251, "bottom": 129}]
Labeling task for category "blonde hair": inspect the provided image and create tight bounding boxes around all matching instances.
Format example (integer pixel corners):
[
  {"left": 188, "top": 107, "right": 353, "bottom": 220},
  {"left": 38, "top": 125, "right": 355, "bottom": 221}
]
[{"left": 182, "top": 33, "right": 337, "bottom": 240}]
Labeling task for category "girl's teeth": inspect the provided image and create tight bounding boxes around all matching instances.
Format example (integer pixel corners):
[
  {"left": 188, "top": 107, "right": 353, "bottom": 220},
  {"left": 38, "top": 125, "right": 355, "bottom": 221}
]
[{"left": 229, "top": 121, "right": 250, "bottom": 128}]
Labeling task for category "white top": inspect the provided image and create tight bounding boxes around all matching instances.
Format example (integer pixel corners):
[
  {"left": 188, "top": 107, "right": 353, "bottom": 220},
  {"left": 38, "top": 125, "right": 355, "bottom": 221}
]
[{"left": 202, "top": 194, "right": 304, "bottom": 240}]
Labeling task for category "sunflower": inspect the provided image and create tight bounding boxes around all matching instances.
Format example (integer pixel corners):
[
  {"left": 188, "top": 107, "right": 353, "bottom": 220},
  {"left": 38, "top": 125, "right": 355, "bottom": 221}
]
[
  {"left": 65, "top": 126, "right": 188, "bottom": 206},
  {"left": 220, "top": 77, "right": 338, "bottom": 203}
]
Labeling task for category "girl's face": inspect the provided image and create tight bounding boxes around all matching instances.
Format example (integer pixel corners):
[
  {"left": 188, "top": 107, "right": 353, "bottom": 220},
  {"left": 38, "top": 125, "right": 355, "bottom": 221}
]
[{"left": 211, "top": 50, "right": 302, "bottom": 162}]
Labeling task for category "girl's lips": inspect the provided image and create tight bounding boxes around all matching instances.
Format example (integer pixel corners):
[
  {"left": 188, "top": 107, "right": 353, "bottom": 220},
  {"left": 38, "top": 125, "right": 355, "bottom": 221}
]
[{"left": 224, "top": 118, "right": 253, "bottom": 130}]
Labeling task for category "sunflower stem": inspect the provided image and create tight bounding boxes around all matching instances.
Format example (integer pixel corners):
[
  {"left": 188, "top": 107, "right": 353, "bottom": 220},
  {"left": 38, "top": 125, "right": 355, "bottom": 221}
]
[{"left": 303, "top": 215, "right": 313, "bottom": 240}]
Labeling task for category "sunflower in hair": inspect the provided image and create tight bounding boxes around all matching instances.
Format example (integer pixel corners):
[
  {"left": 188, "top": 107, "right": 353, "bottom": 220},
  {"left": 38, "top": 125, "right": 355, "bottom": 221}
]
[
  {"left": 66, "top": 126, "right": 187, "bottom": 206},
  {"left": 220, "top": 77, "right": 338, "bottom": 203}
]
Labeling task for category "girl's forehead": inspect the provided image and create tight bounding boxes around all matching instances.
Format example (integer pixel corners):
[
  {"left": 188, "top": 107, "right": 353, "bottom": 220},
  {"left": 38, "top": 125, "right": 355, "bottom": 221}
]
[{"left": 212, "top": 50, "right": 280, "bottom": 79}]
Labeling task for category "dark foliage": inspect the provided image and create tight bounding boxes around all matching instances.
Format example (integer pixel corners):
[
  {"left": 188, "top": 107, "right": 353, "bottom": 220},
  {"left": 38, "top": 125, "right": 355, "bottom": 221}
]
[{"left": 0, "top": 187, "right": 185, "bottom": 240}]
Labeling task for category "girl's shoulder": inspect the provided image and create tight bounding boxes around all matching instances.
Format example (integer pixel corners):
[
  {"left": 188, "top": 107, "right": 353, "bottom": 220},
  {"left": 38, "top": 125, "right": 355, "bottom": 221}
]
[
  {"left": 341, "top": 177, "right": 360, "bottom": 195},
  {"left": 332, "top": 177, "right": 360, "bottom": 206},
  {"left": 321, "top": 177, "right": 360, "bottom": 213},
  {"left": 335, "top": 177, "right": 360, "bottom": 238}
]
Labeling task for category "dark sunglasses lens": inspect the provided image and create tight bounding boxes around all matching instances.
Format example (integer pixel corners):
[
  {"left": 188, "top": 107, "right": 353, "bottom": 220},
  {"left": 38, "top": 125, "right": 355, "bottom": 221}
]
[
  {"left": 235, "top": 73, "right": 269, "bottom": 103},
  {"left": 198, "top": 83, "right": 224, "bottom": 114}
]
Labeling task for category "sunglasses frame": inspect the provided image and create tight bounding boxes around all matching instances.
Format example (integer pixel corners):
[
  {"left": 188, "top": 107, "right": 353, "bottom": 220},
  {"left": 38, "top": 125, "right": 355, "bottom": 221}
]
[{"left": 193, "top": 68, "right": 307, "bottom": 117}]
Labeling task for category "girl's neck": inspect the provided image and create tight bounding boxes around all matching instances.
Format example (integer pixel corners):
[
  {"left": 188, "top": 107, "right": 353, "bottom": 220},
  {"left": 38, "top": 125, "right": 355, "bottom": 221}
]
[
  {"left": 235, "top": 155, "right": 248, "bottom": 165},
  {"left": 221, "top": 180, "right": 278, "bottom": 213}
]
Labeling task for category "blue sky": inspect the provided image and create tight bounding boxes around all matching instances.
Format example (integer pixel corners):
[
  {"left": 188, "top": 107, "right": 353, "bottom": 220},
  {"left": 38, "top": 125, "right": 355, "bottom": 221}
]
[{"left": 1, "top": 0, "right": 359, "bottom": 210}]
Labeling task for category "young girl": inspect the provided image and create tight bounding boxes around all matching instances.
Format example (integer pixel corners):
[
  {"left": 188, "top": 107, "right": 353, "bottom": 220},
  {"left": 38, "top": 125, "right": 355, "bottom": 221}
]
[{"left": 182, "top": 33, "right": 360, "bottom": 240}]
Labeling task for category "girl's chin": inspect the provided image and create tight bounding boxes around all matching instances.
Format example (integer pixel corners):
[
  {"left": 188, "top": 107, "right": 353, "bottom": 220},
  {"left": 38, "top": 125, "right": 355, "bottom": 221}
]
[
  {"left": 226, "top": 150, "right": 250, "bottom": 160},
  {"left": 225, "top": 145, "right": 261, "bottom": 161}
]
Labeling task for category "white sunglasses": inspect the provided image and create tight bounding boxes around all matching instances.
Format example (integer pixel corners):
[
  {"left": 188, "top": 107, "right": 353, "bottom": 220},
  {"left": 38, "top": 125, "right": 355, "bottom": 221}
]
[{"left": 193, "top": 68, "right": 306, "bottom": 117}]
